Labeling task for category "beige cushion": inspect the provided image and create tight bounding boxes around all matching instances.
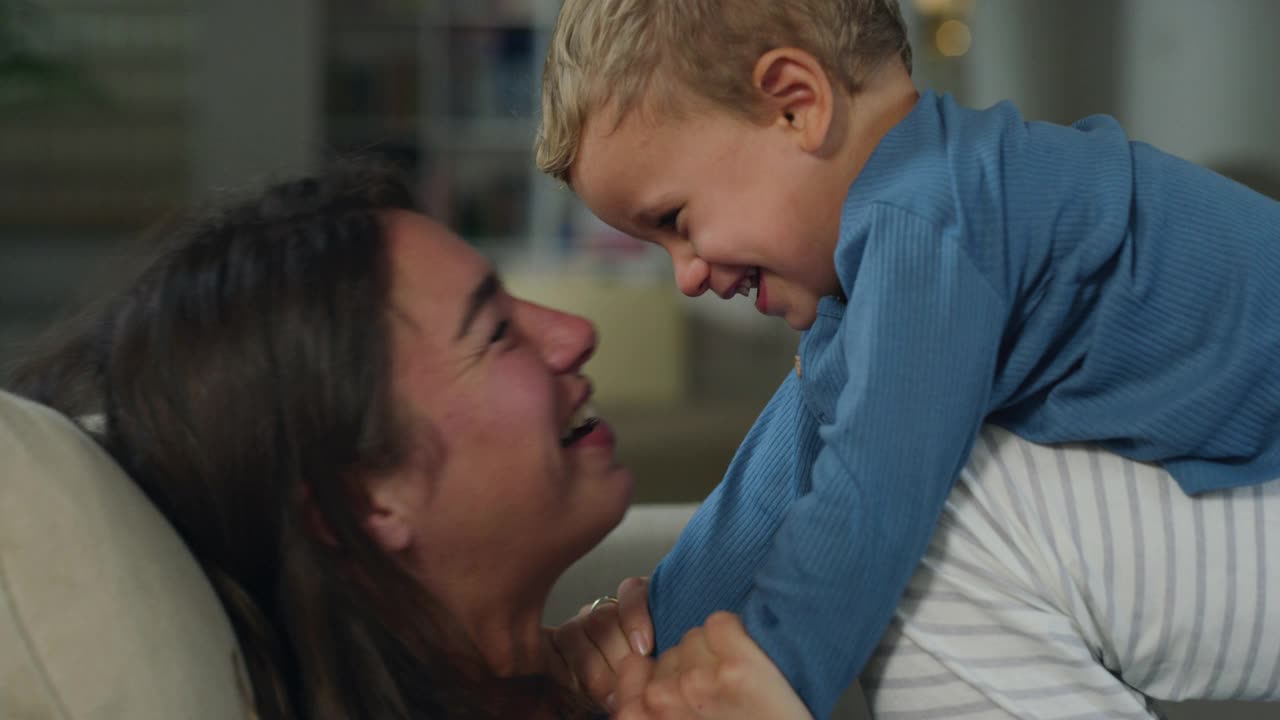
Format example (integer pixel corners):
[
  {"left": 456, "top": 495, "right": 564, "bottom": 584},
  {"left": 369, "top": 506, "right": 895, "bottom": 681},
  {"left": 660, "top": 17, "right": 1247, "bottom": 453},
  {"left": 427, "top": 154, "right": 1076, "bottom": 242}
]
[{"left": 0, "top": 390, "right": 252, "bottom": 719}]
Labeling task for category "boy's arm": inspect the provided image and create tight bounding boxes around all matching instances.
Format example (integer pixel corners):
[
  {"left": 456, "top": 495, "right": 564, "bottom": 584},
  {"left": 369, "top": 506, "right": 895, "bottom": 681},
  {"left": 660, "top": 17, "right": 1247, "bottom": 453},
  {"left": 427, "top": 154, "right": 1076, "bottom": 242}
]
[
  {"left": 742, "top": 208, "right": 1007, "bottom": 717},
  {"left": 647, "top": 369, "right": 807, "bottom": 653}
]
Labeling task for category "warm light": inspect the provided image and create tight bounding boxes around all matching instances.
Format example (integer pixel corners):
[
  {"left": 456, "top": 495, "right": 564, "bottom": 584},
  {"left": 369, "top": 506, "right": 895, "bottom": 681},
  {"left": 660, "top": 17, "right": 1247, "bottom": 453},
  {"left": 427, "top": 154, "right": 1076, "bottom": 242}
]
[{"left": 935, "top": 19, "right": 972, "bottom": 57}]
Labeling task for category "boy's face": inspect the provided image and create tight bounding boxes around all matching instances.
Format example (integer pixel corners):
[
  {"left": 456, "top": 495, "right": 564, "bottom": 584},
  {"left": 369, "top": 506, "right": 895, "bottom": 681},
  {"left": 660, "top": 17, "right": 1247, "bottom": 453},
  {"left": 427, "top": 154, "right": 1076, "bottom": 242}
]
[{"left": 572, "top": 103, "right": 844, "bottom": 331}]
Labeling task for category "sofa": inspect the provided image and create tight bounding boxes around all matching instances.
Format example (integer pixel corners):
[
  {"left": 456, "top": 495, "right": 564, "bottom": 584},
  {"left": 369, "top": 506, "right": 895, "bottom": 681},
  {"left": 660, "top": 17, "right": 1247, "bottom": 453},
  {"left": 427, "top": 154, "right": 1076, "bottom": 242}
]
[
  {"left": 1, "top": 389, "right": 1269, "bottom": 719},
  {"left": 0, "top": 390, "right": 254, "bottom": 718}
]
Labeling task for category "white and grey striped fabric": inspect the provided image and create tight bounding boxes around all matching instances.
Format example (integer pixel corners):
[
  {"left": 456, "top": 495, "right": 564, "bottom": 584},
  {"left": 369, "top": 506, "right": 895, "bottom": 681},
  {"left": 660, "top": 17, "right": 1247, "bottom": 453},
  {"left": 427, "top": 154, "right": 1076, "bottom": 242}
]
[{"left": 862, "top": 426, "right": 1280, "bottom": 719}]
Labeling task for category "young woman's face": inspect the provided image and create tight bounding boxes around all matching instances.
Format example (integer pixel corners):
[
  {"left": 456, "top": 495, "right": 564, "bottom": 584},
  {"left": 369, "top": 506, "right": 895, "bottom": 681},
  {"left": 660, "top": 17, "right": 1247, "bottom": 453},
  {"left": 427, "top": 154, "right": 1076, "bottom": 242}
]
[{"left": 371, "top": 211, "right": 633, "bottom": 610}]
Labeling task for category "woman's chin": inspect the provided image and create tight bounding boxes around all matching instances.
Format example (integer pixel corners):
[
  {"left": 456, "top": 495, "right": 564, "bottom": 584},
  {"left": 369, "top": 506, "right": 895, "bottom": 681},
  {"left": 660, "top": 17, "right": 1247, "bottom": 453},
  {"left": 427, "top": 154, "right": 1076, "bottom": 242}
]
[
  {"left": 594, "top": 464, "right": 635, "bottom": 529},
  {"left": 577, "top": 466, "right": 635, "bottom": 551}
]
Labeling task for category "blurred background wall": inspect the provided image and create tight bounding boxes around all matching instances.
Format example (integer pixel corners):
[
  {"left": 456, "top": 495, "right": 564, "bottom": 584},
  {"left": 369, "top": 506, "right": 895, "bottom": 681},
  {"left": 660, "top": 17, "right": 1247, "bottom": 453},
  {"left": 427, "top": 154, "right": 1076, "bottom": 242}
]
[{"left": 2, "top": 0, "right": 1278, "bottom": 504}]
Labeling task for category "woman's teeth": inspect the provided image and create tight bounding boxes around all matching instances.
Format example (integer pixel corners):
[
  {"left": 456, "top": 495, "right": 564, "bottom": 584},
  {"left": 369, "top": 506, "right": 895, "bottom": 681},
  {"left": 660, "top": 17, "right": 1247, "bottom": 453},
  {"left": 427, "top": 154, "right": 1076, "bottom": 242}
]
[
  {"left": 734, "top": 268, "right": 760, "bottom": 298},
  {"left": 561, "top": 402, "right": 601, "bottom": 446}
]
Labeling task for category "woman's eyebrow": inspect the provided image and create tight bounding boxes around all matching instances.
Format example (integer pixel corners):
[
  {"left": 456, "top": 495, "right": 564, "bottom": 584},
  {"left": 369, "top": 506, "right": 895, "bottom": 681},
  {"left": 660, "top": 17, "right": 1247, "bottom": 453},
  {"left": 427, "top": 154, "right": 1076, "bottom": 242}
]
[{"left": 456, "top": 271, "right": 501, "bottom": 340}]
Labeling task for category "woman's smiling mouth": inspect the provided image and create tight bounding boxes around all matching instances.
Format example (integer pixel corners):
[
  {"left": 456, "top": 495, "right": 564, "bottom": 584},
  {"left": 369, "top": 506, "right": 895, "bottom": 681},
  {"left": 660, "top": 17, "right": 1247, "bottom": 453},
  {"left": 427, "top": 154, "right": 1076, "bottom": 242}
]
[{"left": 561, "top": 401, "right": 601, "bottom": 447}]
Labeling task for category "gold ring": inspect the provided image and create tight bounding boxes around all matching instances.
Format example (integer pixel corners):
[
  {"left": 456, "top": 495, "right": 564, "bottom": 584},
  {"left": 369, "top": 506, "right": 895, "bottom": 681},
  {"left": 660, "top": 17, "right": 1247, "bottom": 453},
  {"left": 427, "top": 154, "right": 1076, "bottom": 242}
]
[{"left": 590, "top": 595, "right": 619, "bottom": 612}]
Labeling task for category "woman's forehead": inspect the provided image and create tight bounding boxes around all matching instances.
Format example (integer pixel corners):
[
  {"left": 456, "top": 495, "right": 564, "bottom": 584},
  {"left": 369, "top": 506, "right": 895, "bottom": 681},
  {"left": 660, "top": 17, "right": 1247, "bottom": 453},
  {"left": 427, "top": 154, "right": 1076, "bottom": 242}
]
[
  {"left": 381, "top": 211, "right": 498, "bottom": 365},
  {"left": 383, "top": 212, "right": 489, "bottom": 301}
]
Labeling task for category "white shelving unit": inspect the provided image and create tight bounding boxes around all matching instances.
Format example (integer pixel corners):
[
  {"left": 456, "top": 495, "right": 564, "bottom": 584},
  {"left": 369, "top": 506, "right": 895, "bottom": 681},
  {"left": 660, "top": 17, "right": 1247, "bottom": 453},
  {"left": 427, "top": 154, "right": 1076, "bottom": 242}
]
[{"left": 323, "top": 0, "right": 576, "bottom": 263}]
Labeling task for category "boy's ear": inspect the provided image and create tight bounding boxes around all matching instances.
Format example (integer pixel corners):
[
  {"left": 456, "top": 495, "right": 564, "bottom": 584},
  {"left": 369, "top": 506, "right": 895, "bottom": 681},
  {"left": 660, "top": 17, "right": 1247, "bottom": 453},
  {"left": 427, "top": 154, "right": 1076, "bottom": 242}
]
[{"left": 752, "top": 48, "right": 835, "bottom": 154}]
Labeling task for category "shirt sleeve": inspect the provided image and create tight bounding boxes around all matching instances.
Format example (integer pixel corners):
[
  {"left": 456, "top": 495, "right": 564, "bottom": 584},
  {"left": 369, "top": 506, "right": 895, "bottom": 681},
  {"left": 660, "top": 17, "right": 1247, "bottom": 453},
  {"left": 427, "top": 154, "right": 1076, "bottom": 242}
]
[
  {"left": 743, "top": 205, "right": 1009, "bottom": 718},
  {"left": 648, "top": 370, "right": 807, "bottom": 651}
]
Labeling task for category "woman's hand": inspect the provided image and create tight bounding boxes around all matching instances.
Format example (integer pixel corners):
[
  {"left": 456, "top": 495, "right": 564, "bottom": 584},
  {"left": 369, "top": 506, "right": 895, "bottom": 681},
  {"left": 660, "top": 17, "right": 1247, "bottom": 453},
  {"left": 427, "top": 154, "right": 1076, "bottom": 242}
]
[
  {"left": 552, "top": 576, "right": 654, "bottom": 711},
  {"left": 614, "top": 612, "right": 812, "bottom": 720}
]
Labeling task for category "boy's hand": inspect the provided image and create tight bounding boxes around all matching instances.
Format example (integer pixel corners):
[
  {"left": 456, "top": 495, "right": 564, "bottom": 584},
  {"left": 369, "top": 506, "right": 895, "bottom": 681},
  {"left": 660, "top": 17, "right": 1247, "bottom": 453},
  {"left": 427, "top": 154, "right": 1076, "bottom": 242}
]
[
  {"left": 552, "top": 576, "right": 654, "bottom": 711},
  {"left": 614, "top": 612, "right": 812, "bottom": 720}
]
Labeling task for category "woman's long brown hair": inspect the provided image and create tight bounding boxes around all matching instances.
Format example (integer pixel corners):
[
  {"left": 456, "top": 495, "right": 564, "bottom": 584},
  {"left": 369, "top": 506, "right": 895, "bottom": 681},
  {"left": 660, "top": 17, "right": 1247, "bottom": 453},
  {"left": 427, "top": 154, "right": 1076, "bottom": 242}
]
[{"left": 7, "top": 163, "right": 592, "bottom": 719}]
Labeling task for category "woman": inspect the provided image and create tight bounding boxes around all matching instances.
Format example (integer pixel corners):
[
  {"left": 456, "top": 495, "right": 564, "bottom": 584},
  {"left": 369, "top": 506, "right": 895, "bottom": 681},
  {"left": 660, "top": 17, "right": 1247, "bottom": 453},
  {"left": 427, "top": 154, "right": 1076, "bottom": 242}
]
[{"left": 10, "top": 163, "right": 632, "bottom": 719}]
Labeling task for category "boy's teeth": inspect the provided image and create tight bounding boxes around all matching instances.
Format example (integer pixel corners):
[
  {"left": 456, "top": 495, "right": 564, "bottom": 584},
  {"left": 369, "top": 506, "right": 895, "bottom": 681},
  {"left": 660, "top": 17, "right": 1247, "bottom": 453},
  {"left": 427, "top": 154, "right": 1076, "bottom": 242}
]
[{"left": 734, "top": 269, "right": 760, "bottom": 297}]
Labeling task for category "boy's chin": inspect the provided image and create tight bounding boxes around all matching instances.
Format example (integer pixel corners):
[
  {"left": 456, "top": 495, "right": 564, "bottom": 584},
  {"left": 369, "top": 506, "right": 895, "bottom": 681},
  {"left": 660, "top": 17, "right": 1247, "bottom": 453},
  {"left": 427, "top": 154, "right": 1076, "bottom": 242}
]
[
  {"left": 783, "top": 305, "right": 820, "bottom": 331},
  {"left": 780, "top": 289, "right": 845, "bottom": 330}
]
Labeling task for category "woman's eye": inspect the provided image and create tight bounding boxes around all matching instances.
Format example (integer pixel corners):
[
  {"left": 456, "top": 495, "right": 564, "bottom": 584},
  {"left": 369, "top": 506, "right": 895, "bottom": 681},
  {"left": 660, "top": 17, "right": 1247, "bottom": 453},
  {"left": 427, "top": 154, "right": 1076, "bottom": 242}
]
[
  {"left": 657, "top": 208, "right": 681, "bottom": 232},
  {"left": 489, "top": 319, "right": 510, "bottom": 345}
]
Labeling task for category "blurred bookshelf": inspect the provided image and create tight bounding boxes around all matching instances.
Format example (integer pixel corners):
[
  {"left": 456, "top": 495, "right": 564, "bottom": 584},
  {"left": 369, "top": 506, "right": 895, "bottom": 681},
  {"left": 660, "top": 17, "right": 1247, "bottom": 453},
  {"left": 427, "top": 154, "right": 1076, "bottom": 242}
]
[
  {"left": 321, "top": 1, "right": 692, "bottom": 412},
  {"left": 323, "top": 0, "right": 571, "bottom": 262},
  {"left": 1, "top": 0, "right": 688, "bottom": 396}
]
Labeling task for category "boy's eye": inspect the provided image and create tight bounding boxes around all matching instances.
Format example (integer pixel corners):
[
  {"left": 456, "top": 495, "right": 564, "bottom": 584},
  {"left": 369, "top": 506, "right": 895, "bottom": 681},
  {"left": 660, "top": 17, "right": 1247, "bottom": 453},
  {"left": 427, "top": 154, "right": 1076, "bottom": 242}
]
[{"left": 656, "top": 208, "right": 681, "bottom": 232}]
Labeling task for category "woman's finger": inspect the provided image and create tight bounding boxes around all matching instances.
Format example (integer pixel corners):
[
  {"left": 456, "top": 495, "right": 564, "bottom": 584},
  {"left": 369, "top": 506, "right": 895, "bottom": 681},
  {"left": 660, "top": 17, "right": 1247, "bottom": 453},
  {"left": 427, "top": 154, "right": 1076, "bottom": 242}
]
[
  {"left": 617, "top": 575, "right": 655, "bottom": 656},
  {"left": 552, "top": 615, "right": 617, "bottom": 707},
  {"left": 583, "top": 597, "right": 633, "bottom": 673}
]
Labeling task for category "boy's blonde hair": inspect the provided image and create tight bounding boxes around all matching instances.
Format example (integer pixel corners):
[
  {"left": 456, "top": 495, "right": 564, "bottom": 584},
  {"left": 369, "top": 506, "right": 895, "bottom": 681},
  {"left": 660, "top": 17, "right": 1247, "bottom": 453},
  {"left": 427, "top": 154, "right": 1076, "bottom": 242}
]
[{"left": 536, "top": 0, "right": 913, "bottom": 183}]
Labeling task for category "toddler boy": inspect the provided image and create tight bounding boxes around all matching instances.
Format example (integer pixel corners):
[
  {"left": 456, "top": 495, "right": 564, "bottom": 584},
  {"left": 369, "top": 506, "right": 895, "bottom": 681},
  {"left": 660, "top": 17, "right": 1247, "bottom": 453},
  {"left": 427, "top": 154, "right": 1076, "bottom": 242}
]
[{"left": 538, "top": 0, "right": 1280, "bottom": 715}]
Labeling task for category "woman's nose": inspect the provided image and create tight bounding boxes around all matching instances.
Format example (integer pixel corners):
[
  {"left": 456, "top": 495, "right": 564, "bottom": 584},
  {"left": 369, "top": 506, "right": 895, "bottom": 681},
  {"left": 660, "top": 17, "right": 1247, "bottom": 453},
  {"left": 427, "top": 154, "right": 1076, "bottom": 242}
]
[{"left": 518, "top": 301, "right": 597, "bottom": 373}]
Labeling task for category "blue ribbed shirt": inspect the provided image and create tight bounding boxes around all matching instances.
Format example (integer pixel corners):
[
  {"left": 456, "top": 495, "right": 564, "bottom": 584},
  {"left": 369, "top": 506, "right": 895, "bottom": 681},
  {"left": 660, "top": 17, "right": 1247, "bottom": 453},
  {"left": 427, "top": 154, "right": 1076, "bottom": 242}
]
[{"left": 648, "top": 90, "right": 1280, "bottom": 718}]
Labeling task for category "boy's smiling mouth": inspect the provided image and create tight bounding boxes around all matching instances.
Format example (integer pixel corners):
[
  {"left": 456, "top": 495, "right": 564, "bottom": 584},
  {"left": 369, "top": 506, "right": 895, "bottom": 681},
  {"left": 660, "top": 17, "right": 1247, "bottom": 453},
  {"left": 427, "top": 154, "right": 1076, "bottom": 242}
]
[
  {"left": 731, "top": 267, "right": 768, "bottom": 313},
  {"left": 732, "top": 267, "right": 761, "bottom": 298}
]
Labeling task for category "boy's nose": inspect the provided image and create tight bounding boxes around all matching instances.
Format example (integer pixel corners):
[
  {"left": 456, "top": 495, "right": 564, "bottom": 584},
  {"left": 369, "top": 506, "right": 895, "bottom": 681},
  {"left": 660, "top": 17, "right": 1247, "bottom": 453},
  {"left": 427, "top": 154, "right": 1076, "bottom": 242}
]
[
  {"left": 517, "top": 301, "right": 597, "bottom": 373},
  {"left": 673, "top": 255, "right": 710, "bottom": 297}
]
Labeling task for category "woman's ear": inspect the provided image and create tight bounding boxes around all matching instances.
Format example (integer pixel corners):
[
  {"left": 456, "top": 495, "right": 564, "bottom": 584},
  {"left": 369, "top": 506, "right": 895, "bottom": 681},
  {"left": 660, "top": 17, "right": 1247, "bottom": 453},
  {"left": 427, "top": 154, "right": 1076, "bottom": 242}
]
[
  {"left": 752, "top": 48, "right": 836, "bottom": 154},
  {"left": 361, "top": 474, "right": 415, "bottom": 553}
]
